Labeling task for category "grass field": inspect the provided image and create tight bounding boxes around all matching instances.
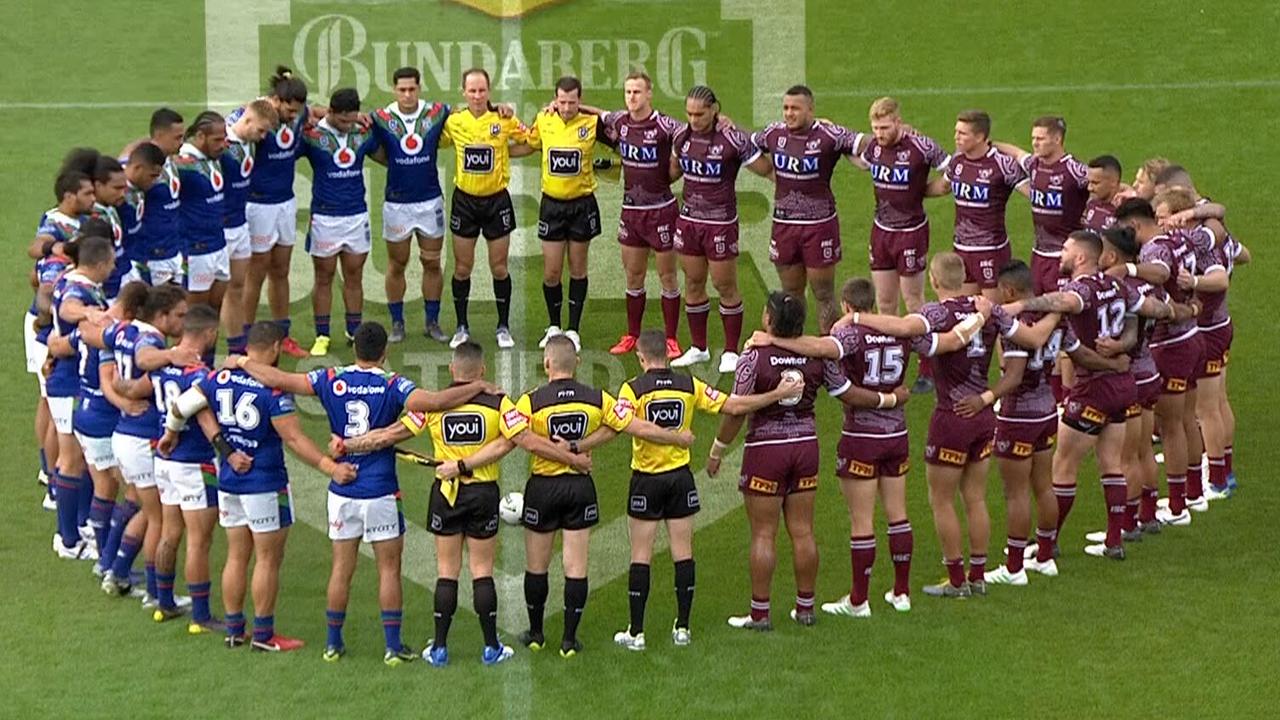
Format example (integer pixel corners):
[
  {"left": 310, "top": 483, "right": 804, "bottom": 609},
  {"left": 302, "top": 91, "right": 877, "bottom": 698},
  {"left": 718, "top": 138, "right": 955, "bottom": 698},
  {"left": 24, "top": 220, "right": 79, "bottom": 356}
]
[{"left": 3, "top": 1, "right": 1279, "bottom": 717}]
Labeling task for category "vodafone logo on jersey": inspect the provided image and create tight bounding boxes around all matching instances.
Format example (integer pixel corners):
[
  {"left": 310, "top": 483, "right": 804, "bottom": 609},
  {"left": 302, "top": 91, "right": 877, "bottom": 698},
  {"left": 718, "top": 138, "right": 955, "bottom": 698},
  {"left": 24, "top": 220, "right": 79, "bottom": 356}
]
[
  {"left": 210, "top": 167, "right": 224, "bottom": 192},
  {"left": 168, "top": 172, "right": 181, "bottom": 199},
  {"left": 333, "top": 147, "right": 356, "bottom": 169},
  {"left": 399, "top": 132, "right": 423, "bottom": 156},
  {"left": 240, "top": 153, "right": 254, "bottom": 177},
  {"left": 332, "top": 379, "right": 348, "bottom": 396},
  {"left": 276, "top": 124, "right": 296, "bottom": 149}
]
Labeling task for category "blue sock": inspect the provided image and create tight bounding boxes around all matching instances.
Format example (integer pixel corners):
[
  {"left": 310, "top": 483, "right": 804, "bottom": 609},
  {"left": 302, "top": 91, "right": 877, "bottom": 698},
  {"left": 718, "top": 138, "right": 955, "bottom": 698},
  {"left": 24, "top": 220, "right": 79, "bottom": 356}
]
[
  {"left": 88, "top": 495, "right": 115, "bottom": 554},
  {"left": 425, "top": 299, "right": 441, "bottom": 325},
  {"left": 111, "top": 534, "right": 143, "bottom": 578},
  {"left": 226, "top": 612, "right": 246, "bottom": 639},
  {"left": 242, "top": 323, "right": 253, "bottom": 337},
  {"left": 188, "top": 581, "right": 212, "bottom": 622},
  {"left": 145, "top": 562, "right": 158, "bottom": 599},
  {"left": 253, "top": 615, "right": 274, "bottom": 643},
  {"left": 39, "top": 448, "right": 48, "bottom": 477},
  {"left": 157, "top": 570, "right": 176, "bottom": 609},
  {"left": 227, "top": 334, "right": 247, "bottom": 355},
  {"left": 388, "top": 302, "right": 404, "bottom": 324},
  {"left": 344, "top": 312, "right": 362, "bottom": 336},
  {"left": 276, "top": 318, "right": 292, "bottom": 337},
  {"left": 382, "top": 609, "right": 403, "bottom": 652},
  {"left": 76, "top": 472, "right": 93, "bottom": 527},
  {"left": 98, "top": 503, "right": 128, "bottom": 572},
  {"left": 326, "top": 610, "right": 346, "bottom": 648},
  {"left": 314, "top": 315, "right": 330, "bottom": 338},
  {"left": 53, "top": 472, "right": 78, "bottom": 548}
]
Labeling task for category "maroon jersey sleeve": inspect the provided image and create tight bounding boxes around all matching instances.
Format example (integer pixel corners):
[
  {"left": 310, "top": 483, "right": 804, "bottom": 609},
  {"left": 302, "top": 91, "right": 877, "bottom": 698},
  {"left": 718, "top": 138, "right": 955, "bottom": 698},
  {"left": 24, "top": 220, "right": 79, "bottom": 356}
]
[
  {"left": 1065, "top": 156, "right": 1090, "bottom": 189},
  {"left": 1138, "top": 239, "right": 1175, "bottom": 273},
  {"left": 830, "top": 325, "right": 860, "bottom": 359},
  {"left": 911, "top": 301, "right": 953, "bottom": 333},
  {"left": 823, "top": 358, "right": 851, "bottom": 396},
  {"left": 732, "top": 349, "right": 759, "bottom": 396}
]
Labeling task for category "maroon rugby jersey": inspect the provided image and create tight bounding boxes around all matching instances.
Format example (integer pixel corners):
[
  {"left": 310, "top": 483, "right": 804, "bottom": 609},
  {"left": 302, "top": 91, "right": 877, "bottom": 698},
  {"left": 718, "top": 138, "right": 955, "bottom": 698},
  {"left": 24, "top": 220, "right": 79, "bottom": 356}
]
[
  {"left": 1186, "top": 223, "right": 1235, "bottom": 330},
  {"left": 1081, "top": 197, "right": 1117, "bottom": 231},
  {"left": 732, "top": 345, "right": 848, "bottom": 444},
  {"left": 674, "top": 124, "right": 761, "bottom": 223},
  {"left": 1061, "top": 272, "right": 1142, "bottom": 381},
  {"left": 1139, "top": 231, "right": 1197, "bottom": 345},
  {"left": 828, "top": 324, "right": 909, "bottom": 437},
  {"left": 1018, "top": 154, "right": 1089, "bottom": 256},
  {"left": 860, "top": 132, "right": 949, "bottom": 230},
  {"left": 908, "top": 297, "right": 1001, "bottom": 407},
  {"left": 994, "top": 310, "right": 1063, "bottom": 421},
  {"left": 944, "top": 146, "right": 1025, "bottom": 250},
  {"left": 752, "top": 121, "right": 862, "bottom": 222},
  {"left": 1123, "top": 276, "right": 1162, "bottom": 383},
  {"left": 603, "top": 109, "right": 684, "bottom": 209}
]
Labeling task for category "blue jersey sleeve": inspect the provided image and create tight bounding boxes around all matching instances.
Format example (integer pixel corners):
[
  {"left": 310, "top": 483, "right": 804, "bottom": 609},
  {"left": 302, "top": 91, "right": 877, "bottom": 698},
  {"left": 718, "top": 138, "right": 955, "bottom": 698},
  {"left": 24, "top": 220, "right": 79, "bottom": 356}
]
[
  {"left": 138, "top": 332, "right": 166, "bottom": 352},
  {"left": 389, "top": 373, "right": 417, "bottom": 407},
  {"left": 270, "top": 391, "right": 296, "bottom": 418},
  {"left": 306, "top": 368, "right": 329, "bottom": 396}
]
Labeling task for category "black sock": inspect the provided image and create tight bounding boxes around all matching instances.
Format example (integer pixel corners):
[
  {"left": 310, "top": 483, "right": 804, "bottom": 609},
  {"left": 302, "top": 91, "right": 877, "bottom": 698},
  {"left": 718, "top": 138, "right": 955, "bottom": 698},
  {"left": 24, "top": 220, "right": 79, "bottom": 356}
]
[
  {"left": 628, "top": 563, "right": 650, "bottom": 635},
  {"left": 473, "top": 576, "right": 498, "bottom": 648},
  {"left": 568, "top": 277, "right": 588, "bottom": 332},
  {"left": 433, "top": 578, "right": 458, "bottom": 648},
  {"left": 493, "top": 275, "right": 512, "bottom": 330},
  {"left": 562, "top": 576, "right": 589, "bottom": 649},
  {"left": 452, "top": 276, "right": 471, "bottom": 329},
  {"left": 674, "top": 559, "right": 695, "bottom": 629},
  {"left": 524, "top": 571, "right": 548, "bottom": 636},
  {"left": 543, "top": 283, "right": 562, "bottom": 328}
]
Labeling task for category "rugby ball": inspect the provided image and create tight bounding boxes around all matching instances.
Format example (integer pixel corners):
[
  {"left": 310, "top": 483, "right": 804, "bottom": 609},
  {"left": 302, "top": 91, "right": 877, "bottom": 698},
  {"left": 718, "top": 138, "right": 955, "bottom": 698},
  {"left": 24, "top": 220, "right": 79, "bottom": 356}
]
[
  {"left": 778, "top": 369, "right": 804, "bottom": 406},
  {"left": 499, "top": 492, "right": 524, "bottom": 526}
]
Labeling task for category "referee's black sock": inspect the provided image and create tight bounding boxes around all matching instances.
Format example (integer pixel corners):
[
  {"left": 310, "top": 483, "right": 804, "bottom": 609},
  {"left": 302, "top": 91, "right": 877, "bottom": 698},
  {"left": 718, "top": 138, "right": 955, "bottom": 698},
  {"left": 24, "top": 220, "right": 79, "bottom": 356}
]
[
  {"left": 628, "top": 563, "right": 650, "bottom": 636},
  {"left": 433, "top": 578, "right": 458, "bottom": 648},
  {"left": 473, "top": 576, "right": 499, "bottom": 648},
  {"left": 524, "top": 571, "right": 549, "bottom": 637},
  {"left": 568, "top": 276, "right": 588, "bottom": 332},
  {"left": 452, "top": 276, "right": 471, "bottom": 329},
  {"left": 493, "top": 274, "right": 512, "bottom": 329},
  {"left": 562, "top": 576, "right": 588, "bottom": 649},
  {"left": 542, "top": 282, "right": 562, "bottom": 328},
  {"left": 674, "top": 559, "right": 695, "bottom": 630}
]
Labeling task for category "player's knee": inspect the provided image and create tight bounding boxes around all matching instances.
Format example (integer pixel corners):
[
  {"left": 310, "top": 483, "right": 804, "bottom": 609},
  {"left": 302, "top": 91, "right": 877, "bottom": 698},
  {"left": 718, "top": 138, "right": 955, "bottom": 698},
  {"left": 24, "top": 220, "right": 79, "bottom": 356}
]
[{"left": 490, "top": 260, "right": 508, "bottom": 278}]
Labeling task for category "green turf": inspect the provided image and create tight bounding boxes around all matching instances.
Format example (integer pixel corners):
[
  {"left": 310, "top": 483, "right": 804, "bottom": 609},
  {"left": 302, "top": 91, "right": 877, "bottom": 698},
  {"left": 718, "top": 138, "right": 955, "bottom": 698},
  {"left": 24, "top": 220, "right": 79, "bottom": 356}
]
[{"left": 3, "top": 1, "right": 1279, "bottom": 717}]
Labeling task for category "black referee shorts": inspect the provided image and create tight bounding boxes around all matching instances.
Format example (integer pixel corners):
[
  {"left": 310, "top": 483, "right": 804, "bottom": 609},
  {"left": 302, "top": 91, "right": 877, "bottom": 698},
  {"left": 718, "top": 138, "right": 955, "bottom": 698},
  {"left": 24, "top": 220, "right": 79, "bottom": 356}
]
[
  {"left": 450, "top": 188, "right": 517, "bottom": 240},
  {"left": 537, "top": 193, "right": 601, "bottom": 242},
  {"left": 627, "top": 465, "right": 700, "bottom": 520},
  {"left": 427, "top": 479, "right": 500, "bottom": 539},
  {"left": 522, "top": 473, "right": 599, "bottom": 532}
]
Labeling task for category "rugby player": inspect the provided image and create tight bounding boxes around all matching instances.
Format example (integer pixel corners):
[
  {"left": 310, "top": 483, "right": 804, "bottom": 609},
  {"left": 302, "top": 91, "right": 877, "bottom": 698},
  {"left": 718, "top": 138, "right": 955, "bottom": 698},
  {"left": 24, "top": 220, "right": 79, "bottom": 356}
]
[
  {"left": 220, "top": 100, "right": 279, "bottom": 355},
  {"left": 29, "top": 169, "right": 93, "bottom": 259},
  {"left": 528, "top": 76, "right": 606, "bottom": 351},
  {"left": 668, "top": 85, "right": 772, "bottom": 372},
  {"left": 230, "top": 321, "right": 495, "bottom": 664},
  {"left": 300, "top": 88, "right": 379, "bottom": 356},
  {"left": 59, "top": 149, "right": 132, "bottom": 299},
  {"left": 994, "top": 116, "right": 1090, "bottom": 294},
  {"left": 176, "top": 112, "right": 230, "bottom": 344},
  {"left": 440, "top": 68, "right": 533, "bottom": 350},
  {"left": 1130, "top": 157, "right": 1169, "bottom": 200},
  {"left": 1150, "top": 165, "right": 1227, "bottom": 228},
  {"left": 369, "top": 67, "right": 449, "bottom": 344},
  {"left": 162, "top": 321, "right": 356, "bottom": 650},
  {"left": 335, "top": 341, "right": 587, "bottom": 665},
  {"left": 508, "top": 334, "right": 687, "bottom": 656},
  {"left": 710, "top": 292, "right": 850, "bottom": 628},
  {"left": 1082, "top": 155, "right": 1123, "bottom": 231},
  {"left": 751, "top": 86, "right": 863, "bottom": 332},
  {"left": 126, "top": 108, "right": 186, "bottom": 286},
  {"left": 116, "top": 142, "right": 166, "bottom": 288},
  {"left": 243, "top": 67, "right": 312, "bottom": 359}
]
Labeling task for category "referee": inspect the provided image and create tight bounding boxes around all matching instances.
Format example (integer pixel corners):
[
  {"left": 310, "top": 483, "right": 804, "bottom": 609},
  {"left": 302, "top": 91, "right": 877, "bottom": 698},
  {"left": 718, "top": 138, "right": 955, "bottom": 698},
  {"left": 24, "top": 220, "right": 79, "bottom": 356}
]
[
  {"left": 509, "top": 334, "right": 686, "bottom": 657},
  {"left": 441, "top": 68, "right": 534, "bottom": 350},
  {"left": 337, "top": 341, "right": 586, "bottom": 666},
  {"left": 600, "top": 331, "right": 803, "bottom": 650},
  {"left": 527, "top": 76, "right": 606, "bottom": 351}
]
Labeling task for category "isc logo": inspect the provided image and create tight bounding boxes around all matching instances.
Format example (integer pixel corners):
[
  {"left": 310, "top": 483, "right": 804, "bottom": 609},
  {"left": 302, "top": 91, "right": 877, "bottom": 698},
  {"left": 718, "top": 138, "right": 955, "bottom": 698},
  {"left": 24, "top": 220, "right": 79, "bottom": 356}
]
[
  {"left": 549, "top": 148, "right": 582, "bottom": 176},
  {"left": 646, "top": 399, "right": 685, "bottom": 429},
  {"left": 463, "top": 145, "right": 494, "bottom": 173},
  {"left": 443, "top": 412, "right": 485, "bottom": 445},
  {"left": 547, "top": 411, "right": 588, "bottom": 440}
]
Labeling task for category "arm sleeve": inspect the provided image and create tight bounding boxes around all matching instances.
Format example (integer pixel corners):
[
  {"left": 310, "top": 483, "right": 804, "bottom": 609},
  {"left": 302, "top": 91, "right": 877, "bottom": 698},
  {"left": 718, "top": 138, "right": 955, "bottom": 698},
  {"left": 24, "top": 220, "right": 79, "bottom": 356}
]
[
  {"left": 692, "top": 377, "right": 729, "bottom": 414},
  {"left": 599, "top": 390, "right": 635, "bottom": 432},
  {"left": 400, "top": 410, "right": 430, "bottom": 437},
  {"left": 498, "top": 394, "right": 531, "bottom": 439},
  {"left": 270, "top": 391, "right": 297, "bottom": 418}
]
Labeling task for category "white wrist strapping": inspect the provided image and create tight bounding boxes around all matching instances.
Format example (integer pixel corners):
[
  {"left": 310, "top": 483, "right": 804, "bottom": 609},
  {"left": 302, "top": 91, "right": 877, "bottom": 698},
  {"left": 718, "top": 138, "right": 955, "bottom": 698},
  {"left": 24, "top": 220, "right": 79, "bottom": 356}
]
[
  {"left": 167, "top": 386, "right": 209, "bottom": 432},
  {"left": 1126, "top": 262, "right": 1138, "bottom": 278}
]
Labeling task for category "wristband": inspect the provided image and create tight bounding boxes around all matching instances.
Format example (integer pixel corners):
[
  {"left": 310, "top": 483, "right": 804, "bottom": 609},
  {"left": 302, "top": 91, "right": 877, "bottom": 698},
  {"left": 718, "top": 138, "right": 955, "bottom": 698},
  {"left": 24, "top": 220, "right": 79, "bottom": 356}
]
[
  {"left": 1125, "top": 262, "right": 1138, "bottom": 278},
  {"left": 164, "top": 409, "right": 186, "bottom": 433},
  {"left": 457, "top": 459, "right": 472, "bottom": 477},
  {"left": 710, "top": 438, "right": 728, "bottom": 459},
  {"left": 884, "top": 391, "right": 898, "bottom": 409},
  {"left": 211, "top": 433, "right": 235, "bottom": 460},
  {"left": 569, "top": 441, "right": 580, "bottom": 454},
  {"left": 876, "top": 392, "right": 888, "bottom": 409},
  {"left": 236, "top": 355, "right": 248, "bottom": 369},
  {"left": 980, "top": 390, "right": 996, "bottom": 406}
]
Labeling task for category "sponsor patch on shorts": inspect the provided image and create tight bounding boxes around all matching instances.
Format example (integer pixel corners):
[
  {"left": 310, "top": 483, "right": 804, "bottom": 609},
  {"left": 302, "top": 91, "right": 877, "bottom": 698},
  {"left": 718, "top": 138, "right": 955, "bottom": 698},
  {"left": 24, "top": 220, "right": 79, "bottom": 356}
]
[{"left": 746, "top": 476, "right": 778, "bottom": 494}]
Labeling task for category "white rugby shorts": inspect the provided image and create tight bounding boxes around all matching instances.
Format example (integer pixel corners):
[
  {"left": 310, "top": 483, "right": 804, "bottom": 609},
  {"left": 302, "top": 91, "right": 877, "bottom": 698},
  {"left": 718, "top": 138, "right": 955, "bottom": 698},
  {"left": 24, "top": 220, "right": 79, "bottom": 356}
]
[
  {"left": 155, "top": 458, "right": 218, "bottom": 511},
  {"left": 24, "top": 310, "right": 46, "bottom": 375},
  {"left": 383, "top": 197, "right": 446, "bottom": 241},
  {"left": 224, "top": 223, "right": 253, "bottom": 261},
  {"left": 307, "top": 213, "right": 372, "bottom": 258},
  {"left": 327, "top": 491, "right": 404, "bottom": 543},
  {"left": 186, "top": 247, "right": 231, "bottom": 292},
  {"left": 219, "top": 486, "right": 294, "bottom": 532},
  {"left": 148, "top": 254, "right": 185, "bottom": 287},
  {"left": 112, "top": 432, "right": 156, "bottom": 488},
  {"left": 48, "top": 395, "right": 74, "bottom": 435},
  {"left": 76, "top": 432, "right": 117, "bottom": 471},
  {"left": 247, "top": 198, "right": 299, "bottom": 253}
]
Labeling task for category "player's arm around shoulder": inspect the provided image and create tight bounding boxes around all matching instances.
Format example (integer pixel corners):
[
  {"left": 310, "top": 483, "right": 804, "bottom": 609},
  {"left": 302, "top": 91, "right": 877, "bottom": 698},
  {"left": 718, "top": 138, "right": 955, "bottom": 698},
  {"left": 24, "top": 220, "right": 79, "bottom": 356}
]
[
  {"left": 274, "top": 410, "right": 353, "bottom": 482},
  {"left": 231, "top": 355, "right": 315, "bottom": 396},
  {"left": 339, "top": 415, "right": 417, "bottom": 455}
]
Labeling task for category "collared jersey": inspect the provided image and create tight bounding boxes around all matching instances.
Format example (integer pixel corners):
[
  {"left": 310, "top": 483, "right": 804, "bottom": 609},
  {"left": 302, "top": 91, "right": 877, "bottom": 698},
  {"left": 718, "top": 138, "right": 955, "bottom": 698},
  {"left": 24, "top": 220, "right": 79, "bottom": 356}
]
[
  {"left": 527, "top": 111, "right": 602, "bottom": 200},
  {"left": 442, "top": 109, "right": 528, "bottom": 197},
  {"left": 506, "top": 378, "right": 633, "bottom": 476},
  {"left": 300, "top": 118, "right": 379, "bottom": 217},
  {"left": 372, "top": 100, "right": 449, "bottom": 203},
  {"left": 618, "top": 368, "right": 727, "bottom": 474},
  {"left": 176, "top": 143, "right": 227, "bottom": 255},
  {"left": 138, "top": 156, "right": 182, "bottom": 260},
  {"left": 155, "top": 362, "right": 215, "bottom": 463},
  {"left": 307, "top": 364, "right": 417, "bottom": 498},
  {"left": 245, "top": 103, "right": 308, "bottom": 205},
  {"left": 400, "top": 389, "right": 519, "bottom": 483},
  {"left": 202, "top": 368, "right": 296, "bottom": 494},
  {"left": 220, "top": 122, "right": 256, "bottom": 228},
  {"left": 111, "top": 319, "right": 167, "bottom": 438}
]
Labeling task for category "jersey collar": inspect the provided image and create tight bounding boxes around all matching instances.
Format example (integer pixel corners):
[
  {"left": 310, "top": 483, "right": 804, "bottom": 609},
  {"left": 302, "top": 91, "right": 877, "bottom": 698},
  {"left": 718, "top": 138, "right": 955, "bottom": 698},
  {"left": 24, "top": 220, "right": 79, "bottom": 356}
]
[
  {"left": 387, "top": 100, "right": 425, "bottom": 123},
  {"left": 179, "top": 142, "right": 208, "bottom": 160}
]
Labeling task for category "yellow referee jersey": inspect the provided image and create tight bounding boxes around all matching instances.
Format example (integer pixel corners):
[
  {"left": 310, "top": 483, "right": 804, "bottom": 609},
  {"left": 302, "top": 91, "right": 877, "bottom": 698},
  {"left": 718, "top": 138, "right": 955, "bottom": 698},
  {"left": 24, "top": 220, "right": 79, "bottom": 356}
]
[
  {"left": 526, "top": 111, "right": 601, "bottom": 200},
  {"left": 504, "top": 378, "right": 633, "bottom": 476},
  {"left": 442, "top": 110, "right": 527, "bottom": 197},
  {"left": 618, "top": 369, "right": 728, "bottom": 474},
  {"left": 401, "top": 390, "right": 520, "bottom": 484}
]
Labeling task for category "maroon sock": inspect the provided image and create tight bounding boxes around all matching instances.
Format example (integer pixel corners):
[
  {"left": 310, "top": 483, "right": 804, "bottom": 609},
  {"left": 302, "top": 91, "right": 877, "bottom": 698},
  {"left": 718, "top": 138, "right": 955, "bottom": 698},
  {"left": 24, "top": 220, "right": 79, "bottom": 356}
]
[
  {"left": 1208, "top": 456, "right": 1227, "bottom": 490},
  {"left": 1224, "top": 445, "right": 1233, "bottom": 477},
  {"left": 1053, "top": 483, "right": 1077, "bottom": 534},
  {"left": 918, "top": 355, "right": 933, "bottom": 380},
  {"left": 1186, "top": 463, "right": 1204, "bottom": 500},
  {"left": 1124, "top": 498, "right": 1139, "bottom": 532},
  {"left": 625, "top": 289, "right": 645, "bottom": 337},
  {"left": 1050, "top": 374, "right": 1066, "bottom": 405},
  {"left": 1035, "top": 528, "right": 1057, "bottom": 563},
  {"left": 967, "top": 554, "right": 987, "bottom": 583},
  {"left": 686, "top": 301, "right": 710, "bottom": 351},
  {"left": 719, "top": 301, "right": 744, "bottom": 352},
  {"left": 1006, "top": 537, "right": 1027, "bottom": 574},
  {"left": 849, "top": 535, "right": 875, "bottom": 605},
  {"left": 944, "top": 558, "right": 964, "bottom": 588},
  {"left": 795, "top": 591, "right": 815, "bottom": 615},
  {"left": 750, "top": 596, "right": 770, "bottom": 622},
  {"left": 1167, "top": 474, "right": 1186, "bottom": 514},
  {"left": 1102, "top": 475, "right": 1127, "bottom": 547},
  {"left": 661, "top": 290, "right": 680, "bottom": 341},
  {"left": 887, "top": 520, "right": 912, "bottom": 596},
  {"left": 1140, "top": 486, "right": 1159, "bottom": 523}
]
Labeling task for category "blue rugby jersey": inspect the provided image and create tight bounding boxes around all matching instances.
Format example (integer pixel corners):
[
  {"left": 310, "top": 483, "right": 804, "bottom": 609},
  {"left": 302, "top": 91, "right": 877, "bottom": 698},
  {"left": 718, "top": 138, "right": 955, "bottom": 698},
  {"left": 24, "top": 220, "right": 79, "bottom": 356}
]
[
  {"left": 220, "top": 121, "right": 256, "bottom": 228},
  {"left": 154, "top": 363, "right": 216, "bottom": 463},
  {"left": 69, "top": 326, "right": 120, "bottom": 438},
  {"left": 301, "top": 118, "right": 379, "bottom": 217},
  {"left": 306, "top": 365, "right": 415, "bottom": 499},
  {"left": 203, "top": 368, "right": 295, "bottom": 494},
  {"left": 370, "top": 100, "right": 449, "bottom": 204},
  {"left": 245, "top": 104, "right": 308, "bottom": 206},
  {"left": 48, "top": 272, "right": 107, "bottom": 398},
  {"left": 176, "top": 144, "right": 227, "bottom": 255},
  {"left": 91, "top": 201, "right": 129, "bottom": 297},
  {"left": 137, "top": 157, "right": 182, "bottom": 260},
  {"left": 111, "top": 320, "right": 167, "bottom": 439}
]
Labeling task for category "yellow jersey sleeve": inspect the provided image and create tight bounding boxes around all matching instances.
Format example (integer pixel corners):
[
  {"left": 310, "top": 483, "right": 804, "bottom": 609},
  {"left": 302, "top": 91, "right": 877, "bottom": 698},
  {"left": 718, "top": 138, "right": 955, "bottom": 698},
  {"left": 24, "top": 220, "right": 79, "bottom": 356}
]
[
  {"left": 401, "top": 410, "right": 431, "bottom": 436},
  {"left": 500, "top": 394, "right": 531, "bottom": 439},
  {"left": 600, "top": 389, "right": 635, "bottom": 432},
  {"left": 692, "top": 378, "right": 729, "bottom": 415}
]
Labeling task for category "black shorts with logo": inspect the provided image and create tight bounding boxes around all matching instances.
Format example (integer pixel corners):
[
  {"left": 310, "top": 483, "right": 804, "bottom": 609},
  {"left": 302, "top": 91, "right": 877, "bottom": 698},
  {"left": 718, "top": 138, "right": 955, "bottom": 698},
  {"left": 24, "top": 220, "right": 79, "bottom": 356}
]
[
  {"left": 450, "top": 188, "right": 517, "bottom": 241},
  {"left": 628, "top": 465, "right": 700, "bottom": 520},
  {"left": 538, "top": 194, "right": 601, "bottom": 242},
  {"left": 522, "top": 473, "right": 599, "bottom": 532},
  {"left": 428, "top": 480, "right": 500, "bottom": 539}
]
